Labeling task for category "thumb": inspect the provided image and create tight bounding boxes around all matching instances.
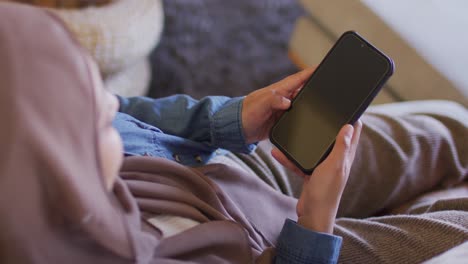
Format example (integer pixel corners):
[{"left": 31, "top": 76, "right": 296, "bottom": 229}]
[
  {"left": 326, "top": 125, "right": 354, "bottom": 165},
  {"left": 271, "top": 94, "right": 291, "bottom": 110},
  {"left": 278, "top": 67, "right": 316, "bottom": 95}
]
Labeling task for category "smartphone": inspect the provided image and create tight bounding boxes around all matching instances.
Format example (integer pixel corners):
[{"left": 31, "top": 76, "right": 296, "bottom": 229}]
[{"left": 270, "top": 31, "right": 394, "bottom": 174}]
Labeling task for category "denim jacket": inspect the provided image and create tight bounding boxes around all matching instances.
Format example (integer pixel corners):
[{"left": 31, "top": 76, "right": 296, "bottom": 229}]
[
  {"left": 114, "top": 94, "right": 342, "bottom": 264},
  {"left": 114, "top": 95, "right": 256, "bottom": 166}
]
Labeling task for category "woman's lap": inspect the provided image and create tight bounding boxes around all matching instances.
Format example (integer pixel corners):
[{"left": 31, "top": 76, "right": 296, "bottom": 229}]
[
  {"left": 210, "top": 100, "right": 468, "bottom": 263},
  {"left": 340, "top": 100, "right": 467, "bottom": 217}
]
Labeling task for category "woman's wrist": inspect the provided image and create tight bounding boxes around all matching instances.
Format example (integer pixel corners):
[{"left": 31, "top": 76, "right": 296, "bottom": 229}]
[
  {"left": 297, "top": 189, "right": 341, "bottom": 234},
  {"left": 298, "top": 213, "right": 335, "bottom": 234}
]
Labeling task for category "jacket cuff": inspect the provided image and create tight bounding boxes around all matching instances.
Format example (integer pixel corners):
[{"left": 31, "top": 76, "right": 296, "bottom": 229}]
[
  {"left": 276, "top": 219, "right": 342, "bottom": 264},
  {"left": 212, "top": 97, "right": 256, "bottom": 153}
]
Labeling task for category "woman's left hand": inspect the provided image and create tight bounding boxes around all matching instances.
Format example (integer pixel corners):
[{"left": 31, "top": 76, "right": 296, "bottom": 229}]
[{"left": 241, "top": 68, "right": 315, "bottom": 144}]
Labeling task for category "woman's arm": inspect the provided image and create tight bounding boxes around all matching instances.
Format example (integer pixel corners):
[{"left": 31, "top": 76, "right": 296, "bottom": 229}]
[
  {"left": 267, "top": 219, "right": 342, "bottom": 264},
  {"left": 117, "top": 94, "right": 255, "bottom": 153},
  {"left": 258, "top": 122, "right": 363, "bottom": 264},
  {"left": 116, "top": 68, "right": 316, "bottom": 153}
]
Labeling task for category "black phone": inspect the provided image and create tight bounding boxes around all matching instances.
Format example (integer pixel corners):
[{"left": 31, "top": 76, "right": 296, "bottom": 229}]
[{"left": 270, "top": 31, "right": 394, "bottom": 174}]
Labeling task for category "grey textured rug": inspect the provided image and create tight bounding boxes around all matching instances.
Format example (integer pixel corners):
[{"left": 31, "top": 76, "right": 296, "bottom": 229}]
[{"left": 148, "top": 0, "right": 303, "bottom": 99}]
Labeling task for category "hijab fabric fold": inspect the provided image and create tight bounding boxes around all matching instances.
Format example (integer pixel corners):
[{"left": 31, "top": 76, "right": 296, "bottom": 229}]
[{"left": 0, "top": 3, "right": 155, "bottom": 263}]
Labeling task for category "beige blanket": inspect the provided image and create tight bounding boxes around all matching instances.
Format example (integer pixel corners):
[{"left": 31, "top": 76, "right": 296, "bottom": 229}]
[
  {"left": 212, "top": 100, "right": 468, "bottom": 263},
  {"left": 10, "top": 0, "right": 164, "bottom": 96}
]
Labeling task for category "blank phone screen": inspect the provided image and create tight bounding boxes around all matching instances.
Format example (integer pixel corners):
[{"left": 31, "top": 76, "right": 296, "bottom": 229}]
[{"left": 271, "top": 32, "right": 392, "bottom": 171}]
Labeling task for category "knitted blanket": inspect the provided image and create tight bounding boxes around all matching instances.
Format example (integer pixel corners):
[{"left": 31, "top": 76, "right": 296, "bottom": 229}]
[
  {"left": 52, "top": 0, "right": 163, "bottom": 97},
  {"left": 12, "top": 0, "right": 164, "bottom": 97}
]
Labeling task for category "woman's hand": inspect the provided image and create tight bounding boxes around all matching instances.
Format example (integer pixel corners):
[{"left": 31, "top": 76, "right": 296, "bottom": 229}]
[
  {"left": 241, "top": 68, "right": 315, "bottom": 144},
  {"left": 272, "top": 120, "right": 363, "bottom": 233}
]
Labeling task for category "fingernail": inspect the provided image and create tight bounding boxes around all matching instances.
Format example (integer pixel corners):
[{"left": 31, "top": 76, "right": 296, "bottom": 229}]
[{"left": 282, "top": 97, "right": 291, "bottom": 107}]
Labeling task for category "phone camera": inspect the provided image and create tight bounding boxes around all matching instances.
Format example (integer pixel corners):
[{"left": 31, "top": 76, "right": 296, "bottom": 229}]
[{"left": 360, "top": 43, "right": 365, "bottom": 48}]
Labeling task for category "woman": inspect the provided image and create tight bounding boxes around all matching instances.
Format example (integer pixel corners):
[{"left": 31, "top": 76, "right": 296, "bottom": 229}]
[
  {"left": 0, "top": 3, "right": 361, "bottom": 263},
  {"left": 1, "top": 2, "right": 467, "bottom": 264}
]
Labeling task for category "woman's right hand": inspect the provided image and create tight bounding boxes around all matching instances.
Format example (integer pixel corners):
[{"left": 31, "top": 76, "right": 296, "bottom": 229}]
[{"left": 272, "top": 120, "right": 363, "bottom": 233}]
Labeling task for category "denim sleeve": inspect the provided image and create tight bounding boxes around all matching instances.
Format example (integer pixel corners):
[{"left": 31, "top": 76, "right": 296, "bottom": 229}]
[
  {"left": 113, "top": 112, "right": 222, "bottom": 165},
  {"left": 275, "top": 219, "right": 342, "bottom": 264},
  {"left": 116, "top": 95, "right": 256, "bottom": 153}
]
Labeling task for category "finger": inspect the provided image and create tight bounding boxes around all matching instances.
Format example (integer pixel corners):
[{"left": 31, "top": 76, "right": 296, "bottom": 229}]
[
  {"left": 348, "top": 119, "right": 363, "bottom": 162},
  {"left": 352, "top": 119, "right": 363, "bottom": 146},
  {"left": 291, "top": 86, "right": 303, "bottom": 99},
  {"left": 277, "top": 67, "right": 315, "bottom": 95},
  {"left": 325, "top": 124, "right": 354, "bottom": 167},
  {"left": 271, "top": 148, "right": 307, "bottom": 177}
]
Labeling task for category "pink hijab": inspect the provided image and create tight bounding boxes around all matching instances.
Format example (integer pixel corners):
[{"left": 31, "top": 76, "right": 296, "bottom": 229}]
[
  {"left": 0, "top": 3, "right": 297, "bottom": 263},
  {"left": 0, "top": 3, "right": 156, "bottom": 263}
]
